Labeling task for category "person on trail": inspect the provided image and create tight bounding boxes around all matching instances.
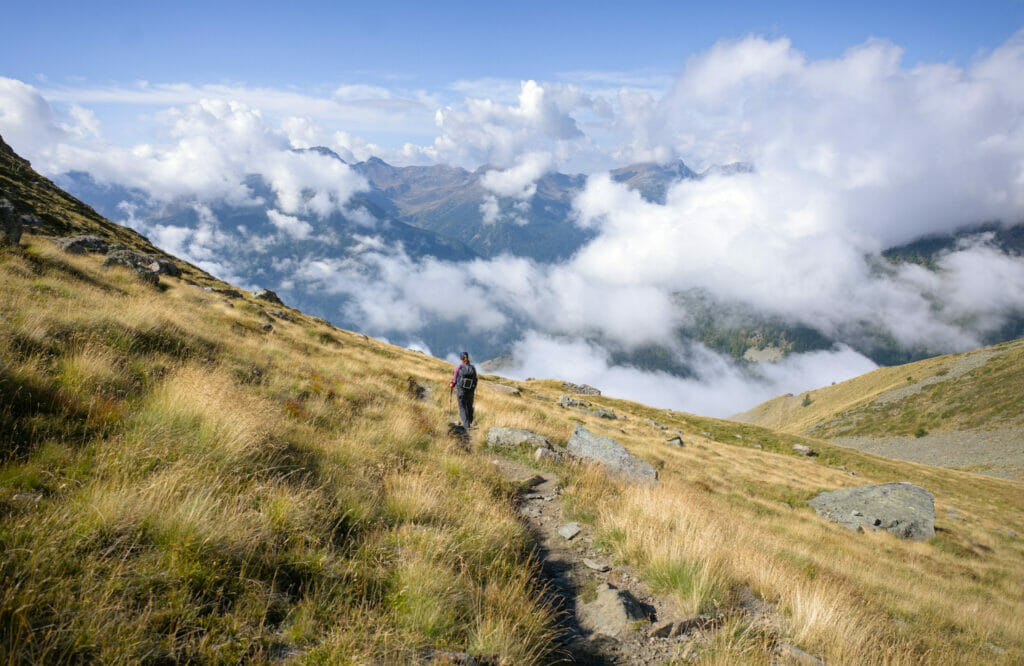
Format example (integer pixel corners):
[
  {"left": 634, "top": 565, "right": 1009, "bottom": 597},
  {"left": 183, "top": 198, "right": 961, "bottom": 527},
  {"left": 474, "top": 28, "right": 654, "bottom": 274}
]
[{"left": 450, "top": 351, "right": 477, "bottom": 430}]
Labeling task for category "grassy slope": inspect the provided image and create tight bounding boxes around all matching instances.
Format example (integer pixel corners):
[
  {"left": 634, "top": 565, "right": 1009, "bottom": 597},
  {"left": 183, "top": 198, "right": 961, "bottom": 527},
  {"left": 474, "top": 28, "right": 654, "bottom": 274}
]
[
  {"left": 732, "top": 338, "right": 1024, "bottom": 439},
  {"left": 2, "top": 141, "right": 1023, "bottom": 663}
]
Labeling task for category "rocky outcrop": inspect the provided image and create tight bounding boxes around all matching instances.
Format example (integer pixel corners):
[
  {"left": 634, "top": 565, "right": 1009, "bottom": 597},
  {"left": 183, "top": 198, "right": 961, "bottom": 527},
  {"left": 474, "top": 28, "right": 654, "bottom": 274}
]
[
  {"left": 567, "top": 425, "right": 657, "bottom": 483},
  {"left": 563, "top": 381, "right": 601, "bottom": 395},
  {"left": 57, "top": 234, "right": 108, "bottom": 254},
  {"left": 559, "top": 395, "right": 591, "bottom": 408},
  {"left": 0, "top": 200, "right": 23, "bottom": 247},
  {"left": 485, "top": 427, "right": 552, "bottom": 451},
  {"left": 103, "top": 249, "right": 181, "bottom": 283},
  {"left": 253, "top": 288, "right": 284, "bottom": 305},
  {"left": 267, "top": 309, "right": 296, "bottom": 322},
  {"left": 808, "top": 482, "right": 935, "bottom": 541}
]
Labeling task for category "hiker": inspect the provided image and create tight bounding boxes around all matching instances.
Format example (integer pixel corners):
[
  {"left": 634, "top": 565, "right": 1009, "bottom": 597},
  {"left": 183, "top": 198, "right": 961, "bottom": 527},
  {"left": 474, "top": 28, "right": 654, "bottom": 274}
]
[{"left": 450, "top": 351, "right": 477, "bottom": 429}]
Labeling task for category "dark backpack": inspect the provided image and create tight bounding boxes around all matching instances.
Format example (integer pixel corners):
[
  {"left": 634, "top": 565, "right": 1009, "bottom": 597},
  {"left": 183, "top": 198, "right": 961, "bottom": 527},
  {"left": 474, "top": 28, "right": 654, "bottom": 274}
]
[{"left": 457, "top": 364, "right": 477, "bottom": 391}]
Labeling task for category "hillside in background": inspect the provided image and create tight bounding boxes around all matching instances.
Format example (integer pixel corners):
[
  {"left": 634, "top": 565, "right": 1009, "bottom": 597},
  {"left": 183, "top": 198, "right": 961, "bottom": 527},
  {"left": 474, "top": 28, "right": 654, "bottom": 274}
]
[
  {"left": 734, "top": 339, "right": 1024, "bottom": 481},
  {"left": 3, "top": 135, "right": 1024, "bottom": 663}
]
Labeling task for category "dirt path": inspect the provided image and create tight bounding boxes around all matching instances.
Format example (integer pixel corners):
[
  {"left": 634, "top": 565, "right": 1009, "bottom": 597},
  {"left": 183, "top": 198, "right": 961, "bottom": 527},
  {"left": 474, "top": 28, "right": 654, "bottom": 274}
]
[{"left": 488, "top": 457, "right": 707, "bottom": 665}]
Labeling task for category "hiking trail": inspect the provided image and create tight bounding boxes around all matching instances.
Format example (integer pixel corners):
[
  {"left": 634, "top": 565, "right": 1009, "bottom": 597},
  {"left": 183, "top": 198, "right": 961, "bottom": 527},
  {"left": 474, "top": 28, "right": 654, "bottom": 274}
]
[{"left": 490, "top": 457, "right": 715, "bottom": 665}]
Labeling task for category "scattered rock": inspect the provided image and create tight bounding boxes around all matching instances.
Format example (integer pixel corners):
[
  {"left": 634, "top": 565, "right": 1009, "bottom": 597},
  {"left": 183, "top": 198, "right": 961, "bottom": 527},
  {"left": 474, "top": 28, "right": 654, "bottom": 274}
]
[
  {"left": 583, "top": 558, "right": 610, "bottom": 572},
  {"left": 666, "top": 436, "right": 685, "bottom": 447},
  {"left": 645, "top": 418, "right": 667, "bottom": 430},
  {"left": 406, "top": 377, "right": 432, "bottom": 401},
  {"left": 647, "top": 619, "right": 675, "bottom": 638},
  {"left": 563, "top": 381, "right": 601, "bottom": 395},
  {"left": 779, "top": 501, "right": 792, "bottom": 510},
  {"left": 0, "top": 200, "right": 23, "bottom": 247},
  {"left": 103, "top": 249, "right": 180, "bottom": 277},
  {"left": 578, "top": 583, "right": 646, "bottom": 637},
  {"left": 558, "top": 523, "right": 582, "bottom": 540},
  {"left": 754, "top": 444, "right": 763, "bottom": 449},
  {"left": 260, "top": 323, "right": 273, "bottom": 332},
  {"left": 267, "top": 309, "right": 296, "bottom": 322},
  {"left": 485, "top": 426, "right": 551, "bottom": 451},
  {"left": 534, "top": 447, "right": 561, "bottom": 463},
  {"left": 672, "top": 615, "right": 716, "bottom": 636},
  {"left": 520, "top": 506, "right": 541, "bottom": 518},
  {"left": 589, "top": 407, "right": 618, "bottom": 419},
  {"left": 487, "top": 383, "right": 521, "bottom": 396},
  {"left": 559, "top": 395, "right": 592, "bottom": 408},
  {"left": 793, "top": 444, "right": 817, "bottom": 456},
  {"left": 57, "top": 234, "right": 108, "bottom": 254},
  {"left": 777, "top": 641, "right": 824, "bottom": 666},
  {"left": 212, "top": 287, "right": 243, "bottom": 299},
  {"left": 253, "top": 288, "right": 284, "bottom": 305},
  {"left": 808, "top": 482, "right": 935, "bottom": 541},
  {"left": 567, "top": 425, "right": 658, "bottom": 484}
]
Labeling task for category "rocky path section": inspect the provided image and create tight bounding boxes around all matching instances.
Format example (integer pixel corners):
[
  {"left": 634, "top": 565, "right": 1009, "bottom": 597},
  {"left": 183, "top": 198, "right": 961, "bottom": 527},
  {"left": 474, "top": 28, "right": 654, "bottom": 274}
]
[{"left": 490, "top": 457, "right": 712, "bottom": 665}]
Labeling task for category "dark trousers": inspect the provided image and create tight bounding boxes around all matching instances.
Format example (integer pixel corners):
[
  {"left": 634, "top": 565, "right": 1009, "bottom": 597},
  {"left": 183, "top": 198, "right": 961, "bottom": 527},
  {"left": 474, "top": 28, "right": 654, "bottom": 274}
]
[{"left": 457, "top": 390, "right": 475, "bottom": 429}]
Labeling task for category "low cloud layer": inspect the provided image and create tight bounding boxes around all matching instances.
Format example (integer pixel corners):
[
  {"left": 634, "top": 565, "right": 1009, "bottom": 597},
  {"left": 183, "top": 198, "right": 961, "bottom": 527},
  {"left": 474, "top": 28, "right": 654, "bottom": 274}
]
[
  {"left": 2, "top": 32, "right": 1024, "bottom": 415},
  {"left": 499, "top": 333, "right": 878, "bottom": 418}
]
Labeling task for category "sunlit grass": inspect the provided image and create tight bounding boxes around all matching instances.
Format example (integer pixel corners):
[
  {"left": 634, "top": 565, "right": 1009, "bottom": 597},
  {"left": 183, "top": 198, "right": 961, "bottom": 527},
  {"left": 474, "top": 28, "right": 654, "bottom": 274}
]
[{"left": 1, "top": 235, "right": 1022, "bottom": 663}]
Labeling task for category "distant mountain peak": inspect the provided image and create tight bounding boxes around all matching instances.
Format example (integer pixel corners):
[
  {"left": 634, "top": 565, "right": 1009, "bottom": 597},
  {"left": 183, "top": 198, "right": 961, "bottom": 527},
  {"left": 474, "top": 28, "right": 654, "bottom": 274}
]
[
  {"left": 610, "top": 159, "right": 698, "bottom": 204},
  {"left": 296, "top": 146, "right": 346, "bottom": 163}
]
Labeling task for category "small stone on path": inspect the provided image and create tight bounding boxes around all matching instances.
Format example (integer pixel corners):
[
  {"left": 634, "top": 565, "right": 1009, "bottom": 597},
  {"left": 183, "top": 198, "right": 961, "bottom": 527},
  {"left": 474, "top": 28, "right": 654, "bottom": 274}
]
[
  {"left": 583, "top": 558, "right": 610, "bottom": 572},
  {"left": 558, "top": 523, "right": 582, "bottom": 540},
  {"left": 793, "top": 444, "right": 816, "bottom": 456},
  {"left": 647, "top": 619, "right": 674, "bottom": 638},
  {"left": 578, "top": 583, "right": 646, "bottom": 637}
]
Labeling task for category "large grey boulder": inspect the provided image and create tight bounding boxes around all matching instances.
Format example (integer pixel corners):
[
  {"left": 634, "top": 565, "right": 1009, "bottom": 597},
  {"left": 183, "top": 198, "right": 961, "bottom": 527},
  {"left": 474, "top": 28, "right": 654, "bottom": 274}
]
[
  {"left": 808, "top": 482, "right": 935, "bottom": 541},
  {"left": 103, "top": 249, "right": 181, "bottom": 277},
  {"left": 567, "top": 425, "right": 657, "bottom": 483},
  {"left": 0, "top": 200, "right": 23, "bottom": 247},
  {"left": 578, "top": 583, "right": 646, "bottom": 637},
  {"left": 57, "top": 234, "right": 109, "bottom": 254},
  {"left": 485, "top": 427, "right": 552, "bottom": 451}
]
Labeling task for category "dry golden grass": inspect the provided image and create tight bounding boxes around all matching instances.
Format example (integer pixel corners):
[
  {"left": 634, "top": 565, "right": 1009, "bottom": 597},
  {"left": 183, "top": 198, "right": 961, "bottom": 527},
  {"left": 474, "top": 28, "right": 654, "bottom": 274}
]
[{"left": 2, "top": 236, "right": 1023, "bottom": 664}]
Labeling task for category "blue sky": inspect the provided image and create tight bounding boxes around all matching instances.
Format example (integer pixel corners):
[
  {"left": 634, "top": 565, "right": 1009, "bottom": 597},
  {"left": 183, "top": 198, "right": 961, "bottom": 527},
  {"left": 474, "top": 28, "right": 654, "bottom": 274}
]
[
  {"left": 5, "top": 1, "right": 1023, "bottom": 88},
  {"left": 2, "top": 2, "right": 1024, "bottom": 411}
]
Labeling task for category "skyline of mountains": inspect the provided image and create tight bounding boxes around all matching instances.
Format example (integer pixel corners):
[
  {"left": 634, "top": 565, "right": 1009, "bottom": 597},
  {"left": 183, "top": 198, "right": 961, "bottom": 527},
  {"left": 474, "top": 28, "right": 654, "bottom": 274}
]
[{"left": 48, "top": 145, "right": 1024, "bottom": 414}]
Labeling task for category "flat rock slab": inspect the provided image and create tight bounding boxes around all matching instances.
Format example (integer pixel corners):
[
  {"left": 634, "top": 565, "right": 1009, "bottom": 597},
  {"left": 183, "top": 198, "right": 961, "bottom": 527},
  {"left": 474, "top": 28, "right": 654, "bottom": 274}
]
[
  {"left": 485, "top": 426, "right": 551, "bottom": 451},
  {"left": 567, "top": 425, "right": 658, "bottom": 483},
  {"left": 558, "top": 522, "right": 582, "bottom": 540},
  {"left": 486, "top": 383, "right": 521, "bottom": 396},
  {"left": 583, "top": 558, "right": 610, "bottom": 572},
  {"left": 578, "top": 583, "right": 646, "bottom": 637},
  {"left": 808, "top": 482, "right": 935, "bottom": 541}
]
